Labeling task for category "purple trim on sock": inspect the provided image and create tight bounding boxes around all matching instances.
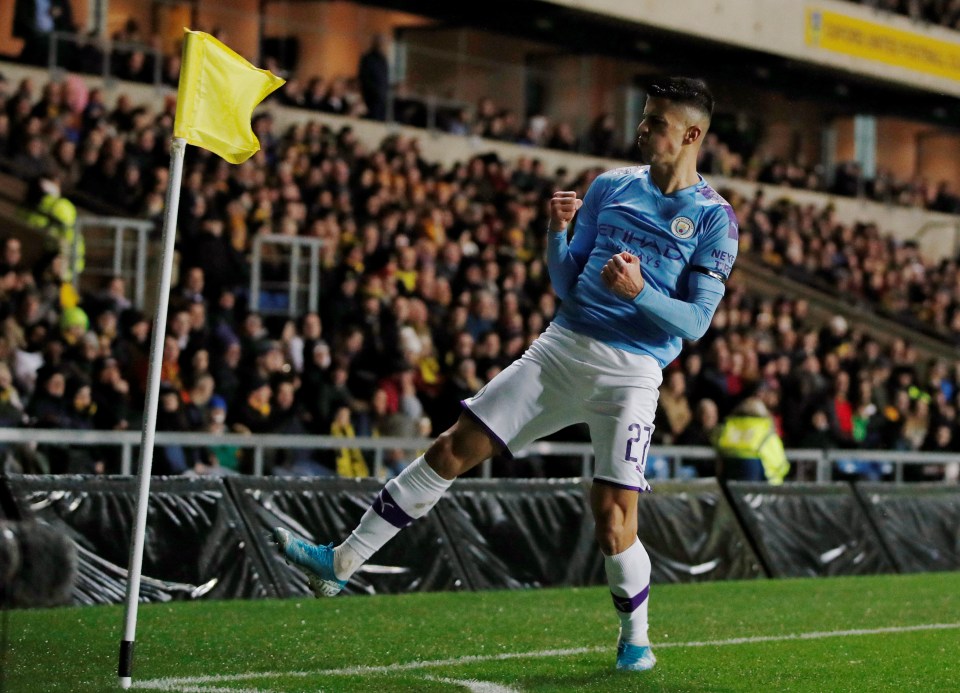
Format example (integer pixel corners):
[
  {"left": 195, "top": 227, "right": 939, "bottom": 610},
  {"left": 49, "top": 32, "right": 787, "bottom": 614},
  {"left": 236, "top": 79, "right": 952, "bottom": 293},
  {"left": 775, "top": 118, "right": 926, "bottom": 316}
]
[
  {"left": 459, "top": 401, "right": 514, "bottom": 459},
  {"left": 611, "top": 584, "right": 650, "bottom": 613},
  {"left": 372, "top": 488, "right": 414, "bottom": 529},
  {"left": 593, "top": 477, "right": 651, "bottom": 493}
]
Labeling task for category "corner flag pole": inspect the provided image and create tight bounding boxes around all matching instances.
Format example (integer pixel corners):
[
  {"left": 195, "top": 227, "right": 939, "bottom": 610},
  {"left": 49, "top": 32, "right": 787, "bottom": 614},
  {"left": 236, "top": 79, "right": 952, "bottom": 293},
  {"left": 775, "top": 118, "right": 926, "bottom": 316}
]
[{"left": 118, "top": 136, "right": 187, "bottom": 690}]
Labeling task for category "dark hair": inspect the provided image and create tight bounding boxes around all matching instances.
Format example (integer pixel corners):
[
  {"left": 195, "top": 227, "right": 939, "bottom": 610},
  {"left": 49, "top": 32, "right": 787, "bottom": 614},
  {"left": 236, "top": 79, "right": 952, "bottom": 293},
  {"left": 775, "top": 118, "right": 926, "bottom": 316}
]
[{"left": 646, "top": 77, "right": 714, "bottom": 119}]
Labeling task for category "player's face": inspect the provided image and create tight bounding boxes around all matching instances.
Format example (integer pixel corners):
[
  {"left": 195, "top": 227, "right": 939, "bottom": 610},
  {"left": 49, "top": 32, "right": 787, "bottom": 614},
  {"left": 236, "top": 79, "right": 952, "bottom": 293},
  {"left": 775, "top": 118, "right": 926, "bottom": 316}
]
[{"left": 636, "top": 97, "right": 694, "bottom": 165}]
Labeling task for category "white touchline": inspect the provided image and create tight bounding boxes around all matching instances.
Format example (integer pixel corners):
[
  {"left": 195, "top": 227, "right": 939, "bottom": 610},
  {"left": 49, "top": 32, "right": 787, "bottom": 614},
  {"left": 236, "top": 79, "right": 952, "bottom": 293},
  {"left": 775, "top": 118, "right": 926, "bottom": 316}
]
[
  {"left": 173, "top": 687, "right": 271, "bottom": 693},
  {"left": 425, "top": 676, "right": 522, "bottom": 693},
  {"left": 134, "top": 622, "right": 960, "bottom": 690}
]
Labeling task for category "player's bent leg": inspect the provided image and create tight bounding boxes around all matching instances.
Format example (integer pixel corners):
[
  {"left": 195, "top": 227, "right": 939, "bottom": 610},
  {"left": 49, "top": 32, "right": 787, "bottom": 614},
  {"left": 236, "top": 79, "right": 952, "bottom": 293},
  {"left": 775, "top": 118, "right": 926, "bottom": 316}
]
[
  {"left": 591, "top": 482, "right": 656, "bottom": 672},
  {"left": 274, "top": 412, "right": 500, "bottom": 597}
]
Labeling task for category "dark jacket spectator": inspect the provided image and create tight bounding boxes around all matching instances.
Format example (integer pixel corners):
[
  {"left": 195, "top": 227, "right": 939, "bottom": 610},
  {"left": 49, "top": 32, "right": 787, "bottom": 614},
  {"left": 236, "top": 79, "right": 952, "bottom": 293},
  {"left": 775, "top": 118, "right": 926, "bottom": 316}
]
[{"left": 358, "top": 35, "right": 389, "bottom": 121}]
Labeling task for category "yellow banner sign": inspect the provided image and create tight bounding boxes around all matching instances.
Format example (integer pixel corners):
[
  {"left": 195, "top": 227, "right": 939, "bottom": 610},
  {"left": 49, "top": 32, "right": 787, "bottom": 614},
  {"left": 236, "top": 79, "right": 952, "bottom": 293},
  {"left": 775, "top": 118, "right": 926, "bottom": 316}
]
[{"left": 806, "top": 6, "right": 960, "bottom": 81}]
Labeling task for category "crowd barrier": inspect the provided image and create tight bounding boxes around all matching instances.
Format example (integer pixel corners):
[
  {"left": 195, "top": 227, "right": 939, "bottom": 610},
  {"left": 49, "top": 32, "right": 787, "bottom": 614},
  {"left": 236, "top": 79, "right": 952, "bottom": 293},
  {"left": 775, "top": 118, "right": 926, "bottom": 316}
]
[
  {"left": 0, "top": 429, "right": 957, "bottom": 481},
  {"left": 725, "top": 482, "right": 895, "bottom": 578},
  {"left": 2, "top": 474, "right": 959, "bottom": 607}
]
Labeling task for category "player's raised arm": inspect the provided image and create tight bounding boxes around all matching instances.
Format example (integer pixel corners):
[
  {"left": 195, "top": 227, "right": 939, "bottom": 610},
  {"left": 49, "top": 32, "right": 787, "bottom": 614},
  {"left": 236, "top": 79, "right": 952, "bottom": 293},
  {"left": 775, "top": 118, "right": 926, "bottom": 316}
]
[
  {"left": 545, "top": 190, "right": 584, "bottom": 300},
  {"left": 548, "top": 190, "right": 582, "bottom": 232}
]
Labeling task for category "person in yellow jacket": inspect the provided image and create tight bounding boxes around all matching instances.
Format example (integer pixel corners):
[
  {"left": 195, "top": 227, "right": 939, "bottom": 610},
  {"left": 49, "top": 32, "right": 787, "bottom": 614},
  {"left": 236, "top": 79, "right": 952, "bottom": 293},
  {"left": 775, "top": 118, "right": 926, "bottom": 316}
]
[
  {"left": 330, "top": 405, "right": 370, "bottom": 478},
  {"left": 712, "top": 396, "right": 790, "bottom": 484},
  {"left": 20, "top": 174, "right": 84, "bottom": 282}
]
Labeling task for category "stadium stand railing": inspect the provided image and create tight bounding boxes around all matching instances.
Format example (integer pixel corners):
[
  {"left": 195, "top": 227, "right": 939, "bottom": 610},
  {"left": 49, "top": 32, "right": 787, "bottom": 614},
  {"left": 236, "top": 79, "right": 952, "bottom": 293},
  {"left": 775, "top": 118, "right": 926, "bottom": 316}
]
[
  {"left": 249, "top": 233, "right": 323, "bottom": 317},
  {"left": 0, "top": 427, "right": 954, "bottom": 483},
  {"left": 46, "top": 31, "right": 165, "bottom": 91}
]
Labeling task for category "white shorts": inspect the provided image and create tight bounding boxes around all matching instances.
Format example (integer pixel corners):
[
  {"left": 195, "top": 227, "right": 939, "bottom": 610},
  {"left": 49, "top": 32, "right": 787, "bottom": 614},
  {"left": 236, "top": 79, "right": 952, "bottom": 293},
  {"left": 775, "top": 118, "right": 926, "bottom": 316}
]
[{"left": 462, "top": 323, "right": 663, "bottom": 491}]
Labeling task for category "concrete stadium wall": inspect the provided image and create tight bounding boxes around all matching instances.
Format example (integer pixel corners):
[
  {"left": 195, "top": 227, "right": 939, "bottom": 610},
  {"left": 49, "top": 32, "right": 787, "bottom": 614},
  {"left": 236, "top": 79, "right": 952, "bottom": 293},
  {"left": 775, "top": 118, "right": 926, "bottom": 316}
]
[{"left": 547, "top": 0, "right": 960, "bottom": 99}]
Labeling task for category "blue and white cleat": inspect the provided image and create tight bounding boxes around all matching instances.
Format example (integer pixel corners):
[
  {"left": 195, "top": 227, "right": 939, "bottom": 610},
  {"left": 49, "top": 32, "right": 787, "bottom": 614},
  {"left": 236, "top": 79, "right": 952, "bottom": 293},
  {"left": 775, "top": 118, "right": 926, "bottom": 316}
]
[
  {"left": 615, "top": 640, "right": 657, "bottom": 672},
  {"left": 273, "top": 527, "right": 347, "bottom": 597}
]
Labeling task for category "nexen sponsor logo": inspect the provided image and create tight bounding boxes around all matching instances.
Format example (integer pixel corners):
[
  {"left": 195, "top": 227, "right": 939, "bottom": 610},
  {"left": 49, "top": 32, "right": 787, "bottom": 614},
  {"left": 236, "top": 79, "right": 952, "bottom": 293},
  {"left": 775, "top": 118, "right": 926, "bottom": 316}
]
[{"left": 711, "top": 248, "right": 734, "bottom": 276}]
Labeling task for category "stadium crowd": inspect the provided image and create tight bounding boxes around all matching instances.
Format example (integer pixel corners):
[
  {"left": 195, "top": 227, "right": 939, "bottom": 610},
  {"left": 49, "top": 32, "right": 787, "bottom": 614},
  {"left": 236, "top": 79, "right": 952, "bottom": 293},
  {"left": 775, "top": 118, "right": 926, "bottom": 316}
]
[
  {"left": 734, "top": 189, "right": 960, "bottom": 343},
  {"left": 11, "top": 9, "right": 960, "bottom": 218},
  {"left": 1, "top": 74, "right": 959, "bottom": 482}
]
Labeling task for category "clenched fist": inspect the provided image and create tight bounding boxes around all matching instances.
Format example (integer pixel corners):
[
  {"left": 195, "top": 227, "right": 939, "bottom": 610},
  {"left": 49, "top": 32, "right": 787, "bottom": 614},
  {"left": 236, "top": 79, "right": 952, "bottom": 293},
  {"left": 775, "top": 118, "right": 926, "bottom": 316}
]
[
  {"left": 548, "top": 191, "right": 583, "bottom": 232},
  {"left": 601, "top": 252, "right": 645, "bottom": 300}
]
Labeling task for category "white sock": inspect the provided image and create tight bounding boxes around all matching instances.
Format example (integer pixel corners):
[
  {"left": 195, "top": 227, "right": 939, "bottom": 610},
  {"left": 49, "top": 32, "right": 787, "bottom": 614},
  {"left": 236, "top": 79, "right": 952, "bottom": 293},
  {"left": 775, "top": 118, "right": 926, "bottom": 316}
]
[
  {"left": 333, "top": 456, "right": 452, "bottom": 580},
  {"left": 604, "top": 538, "right": 651, "bottom": 646}
]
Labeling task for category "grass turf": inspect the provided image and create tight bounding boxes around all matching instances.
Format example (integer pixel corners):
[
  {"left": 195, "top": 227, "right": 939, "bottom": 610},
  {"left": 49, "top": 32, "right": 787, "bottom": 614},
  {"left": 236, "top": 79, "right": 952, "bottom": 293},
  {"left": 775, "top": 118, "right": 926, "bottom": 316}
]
[{"left": 3, "top": 572, "right": 959, "bottom": 692}]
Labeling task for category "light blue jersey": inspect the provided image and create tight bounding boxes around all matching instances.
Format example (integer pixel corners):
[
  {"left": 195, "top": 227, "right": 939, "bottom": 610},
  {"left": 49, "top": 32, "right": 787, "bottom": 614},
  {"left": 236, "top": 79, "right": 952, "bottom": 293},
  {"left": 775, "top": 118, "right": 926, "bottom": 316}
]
[{"left": 547, "top": 165, "right": 739, "bottom": 367}]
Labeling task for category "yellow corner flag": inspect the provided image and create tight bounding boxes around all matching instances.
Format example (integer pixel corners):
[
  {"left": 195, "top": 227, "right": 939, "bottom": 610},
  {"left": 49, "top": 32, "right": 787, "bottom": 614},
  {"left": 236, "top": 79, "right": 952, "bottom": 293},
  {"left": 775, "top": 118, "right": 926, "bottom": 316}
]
[{"left": 174, "top": 29, "right": 285, "bottom": 164}]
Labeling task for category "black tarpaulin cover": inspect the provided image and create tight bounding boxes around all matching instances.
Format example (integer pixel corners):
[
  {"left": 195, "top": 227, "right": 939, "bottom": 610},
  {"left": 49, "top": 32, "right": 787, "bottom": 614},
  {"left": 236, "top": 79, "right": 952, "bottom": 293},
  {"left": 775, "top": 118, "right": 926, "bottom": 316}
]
[
  {"left": 3, "top": 474, "right": 275, "bottom": 605},
  {"left": 435, "top": 479, "right": 598, "bottom": 589},
  {"left": 232, "top": 476, "right": 762, "bottom": 596},
  {"left": 855, "top": 483, "right": 960, "bottom": 573},
  {"left": 726, "top": 482, "right": 895, "bottom": 578},
  {"left": 637, "top": 479, "right": 764, "bottom": 582},
  {"left": 228, "top": 476, "right": 470, "bottom": 597}
]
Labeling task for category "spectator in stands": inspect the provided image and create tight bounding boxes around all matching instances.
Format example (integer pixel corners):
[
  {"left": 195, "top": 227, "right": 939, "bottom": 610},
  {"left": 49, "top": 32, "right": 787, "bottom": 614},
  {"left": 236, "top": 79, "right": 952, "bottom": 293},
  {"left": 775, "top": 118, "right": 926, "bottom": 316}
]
[
  {"left": 155, "top": 382, "right": 197, "bottom": 475},
  {"left": 183, "top": 373, "right": 216, "bottom": 430},
  {"left": 0, "top": 361, "right": 25, "bottom": 428},
  {"left": 12, "top": 135, "right": 53, "bottom": 181},
  {"left": 0, "top": 238, "right": 26, "bottom": 278},
  {"left": 63, "top": 378, "right": 103, "bottom": 473},
  {"left": 713, "top": 395, "right": 791, "bottom": 483},
  {"left": 587, "top": 113, "right": 619, "bottom": 158},
  {"left": 231, "top": 378, "right": 274, "bottom": 435},
  {"left": 26, "top": 365, "right": 71, "bottom": 472},
  {"left": 91, "top": 355, "right": 130, "bottom": 433},
  {"left": 369, "top": 369, "right": 424, "bottom": 476},
  {"left": 657, "top": 370, "right": 693, "bottom": 444},
  {"left": 270, "top": 377, "right": 333, "bottom": 476},
  {"left": 678, "top": 398, "right": 719, "bottom": 447},
  {"left": 211, "top": 338, "right": 242, "bottom": 411},
  {"left": 181, "top": 215, "right": 245, "bottom": 301},
  {"left": 21, "top": 172, "right": 84, "bottom": 281},
  {"left": 330, "top": 404, "right": 369, "bottom": 477},
  {"left": 158, "top": 335, "right": 183, "bottom": 394},
  {"left": 198, "top": 395, "right": 237, "bottom": 471},
  {"left": 798, "top": 409, "right": 839, "bottom": 449},
  {"left": 677, "top": 398, "right": 719, "bottom": 477},
  {"left": 825, "top": 370, "right": 856, "bottom": 446},
  {"left": 13, "top": 0, "right": 77, "bottom": 66}
]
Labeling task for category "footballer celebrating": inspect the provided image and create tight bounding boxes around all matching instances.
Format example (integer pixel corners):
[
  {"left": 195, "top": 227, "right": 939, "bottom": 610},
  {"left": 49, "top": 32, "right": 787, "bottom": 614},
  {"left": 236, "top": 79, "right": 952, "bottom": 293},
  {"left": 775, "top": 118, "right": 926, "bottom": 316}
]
[{"left": 275, "top": 76, "right": 739, "bottom": 672}]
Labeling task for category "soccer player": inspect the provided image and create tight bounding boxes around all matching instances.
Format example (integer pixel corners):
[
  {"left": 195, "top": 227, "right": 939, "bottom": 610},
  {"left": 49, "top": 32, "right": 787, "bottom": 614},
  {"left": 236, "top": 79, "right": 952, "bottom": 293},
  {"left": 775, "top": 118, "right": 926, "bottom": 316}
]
[{"left": 275, "top": 76, "right": 738, "bottom": 672}]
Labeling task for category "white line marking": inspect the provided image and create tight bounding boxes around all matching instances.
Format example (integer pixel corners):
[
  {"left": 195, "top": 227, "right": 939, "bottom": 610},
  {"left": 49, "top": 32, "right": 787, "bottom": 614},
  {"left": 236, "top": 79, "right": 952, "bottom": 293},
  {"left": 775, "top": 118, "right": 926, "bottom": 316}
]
[
  {"left": 426, "top": 676, "right": 522, "bottom": 693},
  {"left": 175, "top": 688, "right": 272, "bottom": 693},
  {"left": 134, "top": 622, "right": 960, "bottom": 690}
]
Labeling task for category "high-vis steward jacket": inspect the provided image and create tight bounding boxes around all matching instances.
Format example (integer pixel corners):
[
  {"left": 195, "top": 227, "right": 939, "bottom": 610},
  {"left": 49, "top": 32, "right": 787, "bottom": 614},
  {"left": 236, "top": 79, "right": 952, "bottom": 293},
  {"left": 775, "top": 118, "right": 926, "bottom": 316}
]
[{"left": 713, "top": 415, "right": 790, "bottom": 485}]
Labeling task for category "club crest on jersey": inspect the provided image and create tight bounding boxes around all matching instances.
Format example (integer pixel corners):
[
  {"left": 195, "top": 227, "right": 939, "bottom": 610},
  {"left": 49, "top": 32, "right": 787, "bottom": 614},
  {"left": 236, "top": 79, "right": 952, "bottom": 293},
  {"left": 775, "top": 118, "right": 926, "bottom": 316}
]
[{"left": 670, "top": 216, "right": 695, "bottom": 239}]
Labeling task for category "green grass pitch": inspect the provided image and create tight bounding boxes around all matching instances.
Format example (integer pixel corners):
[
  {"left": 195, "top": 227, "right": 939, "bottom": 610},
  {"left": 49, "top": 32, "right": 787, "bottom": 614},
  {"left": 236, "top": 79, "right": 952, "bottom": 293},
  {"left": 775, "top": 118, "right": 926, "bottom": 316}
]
[{"left": 3, "top": 572, "right": 960, "bottom": 692}]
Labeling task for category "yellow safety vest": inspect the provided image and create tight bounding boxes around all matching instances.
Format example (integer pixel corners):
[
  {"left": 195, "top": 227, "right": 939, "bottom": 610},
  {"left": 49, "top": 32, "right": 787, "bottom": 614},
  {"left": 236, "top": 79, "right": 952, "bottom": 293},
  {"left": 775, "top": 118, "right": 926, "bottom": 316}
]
[
  {"left": 21, "top": 194, "right": 85, "bottom": 279},
  {"left": 713, "top": 415, "right": 790, "bottom": 485}
]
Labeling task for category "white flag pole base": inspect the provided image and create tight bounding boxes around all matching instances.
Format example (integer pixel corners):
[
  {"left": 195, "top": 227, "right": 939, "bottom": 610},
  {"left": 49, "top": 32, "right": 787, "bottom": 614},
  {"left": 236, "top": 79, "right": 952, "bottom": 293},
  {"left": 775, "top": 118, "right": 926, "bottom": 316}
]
[{"left": 117, "top": 137, "right": 187, "bottom": 688}]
